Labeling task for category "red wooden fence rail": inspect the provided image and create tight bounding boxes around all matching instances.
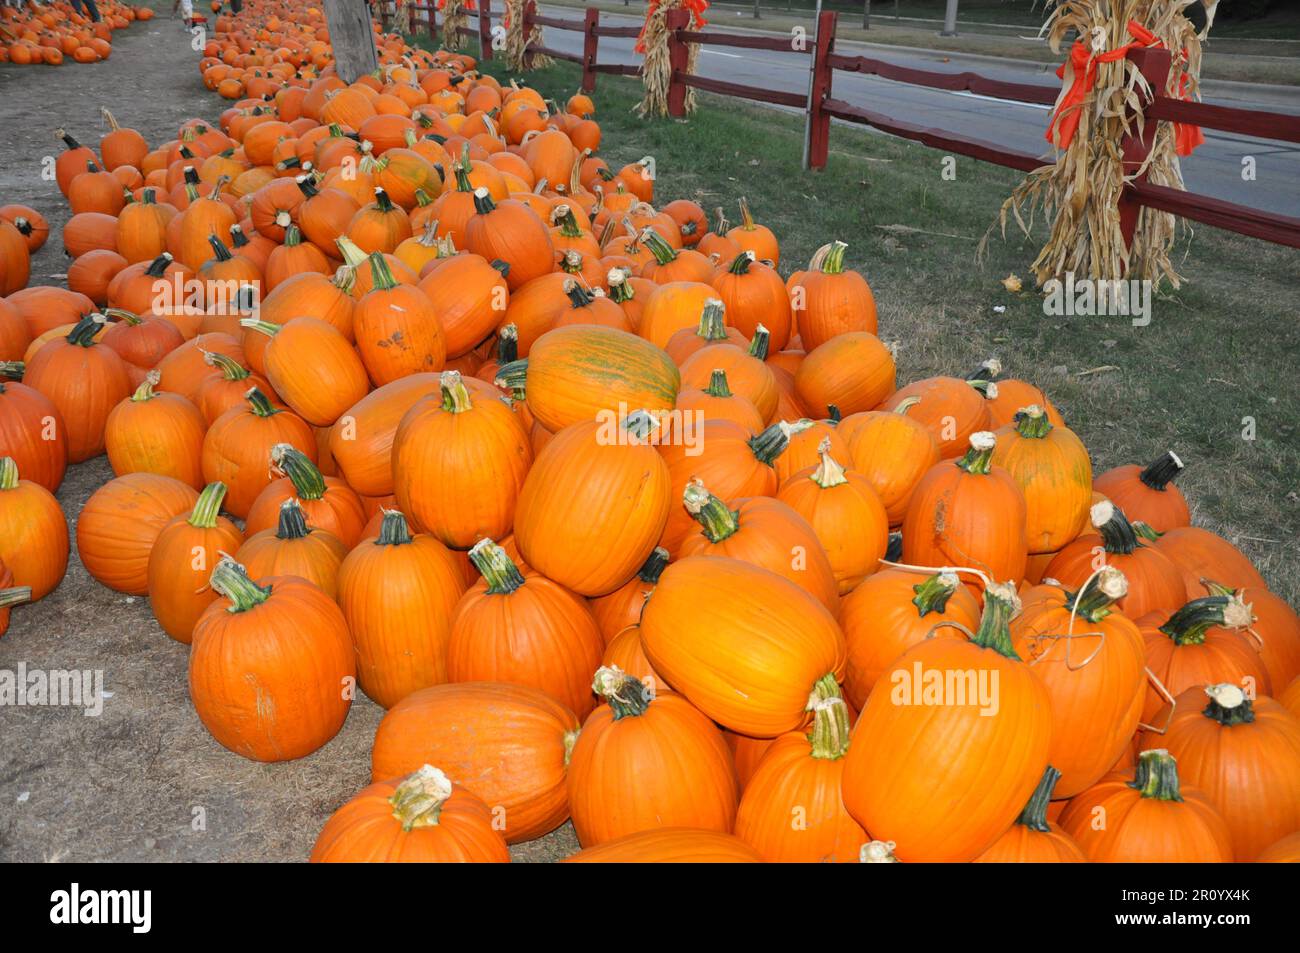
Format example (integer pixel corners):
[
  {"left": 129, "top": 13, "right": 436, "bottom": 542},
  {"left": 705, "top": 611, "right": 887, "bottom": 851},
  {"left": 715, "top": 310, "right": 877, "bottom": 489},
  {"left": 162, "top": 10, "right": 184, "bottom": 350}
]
[{"left": 386, "top": 4, "right": 1300, "bottom": 250}]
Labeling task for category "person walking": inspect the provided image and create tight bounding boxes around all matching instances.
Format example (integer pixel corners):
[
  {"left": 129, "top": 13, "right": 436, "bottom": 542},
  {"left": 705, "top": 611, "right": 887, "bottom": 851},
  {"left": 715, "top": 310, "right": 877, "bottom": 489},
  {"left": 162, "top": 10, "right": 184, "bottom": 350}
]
[{"left": 70, "top": 0, "right": 101, "bottom": 22}]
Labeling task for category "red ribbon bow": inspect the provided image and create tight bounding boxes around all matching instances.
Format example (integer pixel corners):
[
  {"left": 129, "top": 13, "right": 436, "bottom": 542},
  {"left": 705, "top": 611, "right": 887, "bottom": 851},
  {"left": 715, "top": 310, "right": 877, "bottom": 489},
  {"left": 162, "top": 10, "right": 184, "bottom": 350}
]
[{"left": 635, "top": 0, "right": 710, "bottom": 55}]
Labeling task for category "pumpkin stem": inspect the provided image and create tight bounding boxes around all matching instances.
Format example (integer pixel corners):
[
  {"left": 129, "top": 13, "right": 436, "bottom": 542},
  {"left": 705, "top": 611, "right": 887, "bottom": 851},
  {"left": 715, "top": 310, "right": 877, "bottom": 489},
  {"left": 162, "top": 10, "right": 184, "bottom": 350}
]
[
  {"left": 971, "top": 581, "right": 1022, "bottom": 660},
  {"left": 0, "top": 362, "right": 23, "bottom": 382},
  {"left": 748, "top": 418, "right": 813, "bottom": 466},
  {"left": 1132, "top": 520, "right": 1162, "bottom": 544},
  {"left": 388, "top": 765, "right": 453, "bottom": 831},
  {"left": 912, "top": 571, "right": 960, "bottom": 616},
  {"left": 0, "top": 457, "right": 19, "bottom": 490},
  {"left": 188, "top": 482, "right": 229, "bottom": 529},
  {"left": 1131, "top": 749, "right": 1183, "bottom": 802},
  {"left": 275, "top": 498, "right": 311, "bottom": 540},
  {"left": 209, "top": 557, "right": 272, "bottom": 613},
  {"left": 494, "top": 325, "right": 519, "bottom": 365},
  {"left": 270, "top": 444, "right": 326, "bottom": 501},
  {"left": 592, "top": 665, "right": 654, "bottom": 719},
  {"left": 636, "top": 547, "right": 670, "bottom": 584},
  {"left": 66, "top": 314, "right": 106, "bottom": 348},
  {"left": 440, "top": 370, "right": 474, "bottom": 413},
  {"left": 859, "top": 840, "right": 900, "bottom": 863},
  {"left": 468, "top": 538, "right": 526, "bottom": 595},
  {"left": 806, "top": 675, "right": 851, "bottom": 760},
  {"left": 737, "top": 197, "right": 756, "bottom": 230},
  {"left": 1013, "top": 405, "right": 1054, "bottom": 439},
  {"left": 144, "top": 253, "right": 173, "bottom": 278},
  {"left": 827, "top": 405, "right": 842, "bottom": 424},
  {"left": 564, "top": 279, "right": 596, "bottom": 310},
  {"left": 103, "top": 307, "right": 143, "bottom": 327},
  {"left": 746, "top": 325, "right": 770, "bottom": 360},
  {"left": 682, "top": 479, "right": 739, "bottom": 543},
  {"left": 1016, "top": 766, "right": 1061, "bottom": 832},
  {"left": 284, "top": 224, "right": 304, "bottom": 247},
  {"left": 1158, "top": 594, "right": 1253, "bottom": 646},
  {"left": 811, "top": 240, "right": 848, "bottom": 274},
  {"left": 494, "top": 358, "right": 528, "bottom": 396},
  {"left": 373, "top": 187, "right": 396, "bottom": 213},
  {"left": 954, "top": 431, "right": 997, "bottom": 475},
  {"left": 1139, "top": 451, "right": 1184, "bottom": 491},
  {"left": 1197, "top": 682, "right": 1256, "bottom": 727},
  {"left": 335, "top": 236, "right": 368, "bottom": 269},
  {"left": 704, "top": 369, "right": 733, "bottom": 399},
  {"left": 552, "top": 205, "right": 584, "bottom": 238},
  {"left": 622, "top": 410, "right": 661, "bottom": 444},
  {"left": 728, "top": 250, "right": 756, "bottom": 275},
  {"left": 375, "top": 510, "right": 413, "bottom": 546},
  {"left": 1069, "top": 566, "right": 1128, "bottom": 621},
  {"left": 471, "top": 186, "right": 496, "bottom": 216},
  {"left": 204, "top": 350, "right": 250, "bottom": 381},
  {"left": 12, "top": 218, "right": 32, "bottom": 238},
  {"left": 640, "top": 228, "right": 678, "bottom": 266},
  {"left": 229, "top": 226, "right": 251, "bottom": 251},
  {"left": 607, "top": 269, "right": 634, "bottom": 303},
  {"left": 244, "top": 386, "right": 281, "bottom": 419},
  {"left": 810, "top": 438, "right": 849, "bottom": 489},
  {"left": 1089, "top": 500, "right": 1140, "bottom": 555},
  {"left": 367, "top": 252, "right": 398, "bottom": 292},
  {"left": 0, "top": 586, "right": 32, "bottom": 610},
  {"left": 207, "top": 234, "right": 234, "bottom": 263},
  {"left": 129, "top": 370, "right": 162, "bottom": 403}
]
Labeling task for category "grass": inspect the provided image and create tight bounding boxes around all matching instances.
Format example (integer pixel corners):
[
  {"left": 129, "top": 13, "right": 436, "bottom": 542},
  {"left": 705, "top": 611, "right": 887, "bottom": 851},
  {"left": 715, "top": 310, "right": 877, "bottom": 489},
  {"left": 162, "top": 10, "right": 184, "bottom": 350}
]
[{"left": 473, "top": 56, "right": 1300, "bottom": 604}]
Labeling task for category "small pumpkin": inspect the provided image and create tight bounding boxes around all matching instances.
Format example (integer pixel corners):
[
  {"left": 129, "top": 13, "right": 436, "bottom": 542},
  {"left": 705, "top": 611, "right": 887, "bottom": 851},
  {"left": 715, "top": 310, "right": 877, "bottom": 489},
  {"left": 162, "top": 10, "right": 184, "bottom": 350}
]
[
  {"left": 1093, "top": 450, "right": 1190, "bottom": 533},
  {"left": 789, "top": 241, "right": 876, "bottom": 349},
  {"left": 76, "top": 472, "right": 198, "bottom": 595},
  {"left": 972, "top": 767, "right": 1087, "bottom": 862},
  {"left": 104, "top": 372, "right": 207, "bottom": 489},
  {"left": 991, "top": 405, "right": 1093, "bottom": 554},
  {"left": 200, "top": 387, "right": 317, "bottom": 519},
  {"left": 234, "top": 499, "right": 347, "bottom": 600},
  {"left": 245, "top": 443, "right": 365, "bottom": 549},
  {"left": 0, "top": 457, "right": 69, "bottom": 601}
]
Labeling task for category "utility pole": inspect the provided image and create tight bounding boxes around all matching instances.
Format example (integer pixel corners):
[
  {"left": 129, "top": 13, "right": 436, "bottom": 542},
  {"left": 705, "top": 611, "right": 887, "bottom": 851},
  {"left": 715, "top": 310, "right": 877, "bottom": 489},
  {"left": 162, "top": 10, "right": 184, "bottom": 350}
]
[
  {"left": 753, "top": 0, "right": 761, "bottom": 20},
  {"left": 322, "top": 0, "right": 379, "bottom": 83},
  {"left": 940, "top": 0, "right": 959, "bottom": 36},
  {"left": 863, "top": 0, "right": 870, "bottom": 29}
]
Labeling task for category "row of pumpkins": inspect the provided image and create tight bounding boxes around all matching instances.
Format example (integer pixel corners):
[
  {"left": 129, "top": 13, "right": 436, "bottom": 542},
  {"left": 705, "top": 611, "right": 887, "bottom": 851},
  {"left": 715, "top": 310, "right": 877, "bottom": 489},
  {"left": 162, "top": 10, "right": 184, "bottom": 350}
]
[
  {"left": 0, "top": 0, "right": 151, "bottom": 66},
  {"left": 0, "top": 0, "right": 1298, "bottom": 863}
]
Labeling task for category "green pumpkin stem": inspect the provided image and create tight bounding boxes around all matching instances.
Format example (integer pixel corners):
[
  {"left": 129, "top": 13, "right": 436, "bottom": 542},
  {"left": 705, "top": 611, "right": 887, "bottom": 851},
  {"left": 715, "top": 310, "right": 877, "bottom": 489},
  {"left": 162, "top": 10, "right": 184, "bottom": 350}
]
[
  {"left": 971, "top": 582, "right": 1022, "bottom": 660},
  {"left": 373, "top": 187, "right": 396, "bottom": 213},
  {"left": 0, "top": 586, "right": 32, "bottom": 610},
  {"left": 695, "top": 299, "right": 728, "bottom": 342},
  {"left": 469, "top": 539, "right": 526, "bottom": 595},
  {"left": 209, "top": 557, "right": 272, "bottom": 613},
  {"left": 376, "top": 510, "right": 414, "bottom": 546},
  {"left": 705, "top": 368, "right": 732, "bottom": 398},
  {"left": 747, "top": 325, "right": 770, "bottom": 360},
  {"left": 1016, "top": 766, "right": 1061, "bottom": 832},
  {"left": 607, "top": 268, "right": 634, "bottom": 303},
  {"left": 553, "top": 205, "right": 583, "bottom": 238},
  {"left": 270, "top": 444, "right": 326, "bottom": 501},
  {"left": 284, "top": 224, "right": 304, "bottom": 247},
  {"left": 1069, "top": 566, "right": 1128, "bottom": 621},
  {"left": 564, "top": 279, "right": 596, "bottom": 310},
  {"left": 1200, "top": 682, "right": 1256, "bottom": 727},
  {"left": 367, "top": 252, "right": 398, "bottom": 292},
  {"left": 494, "top": 325, "right": 518, "bottom": 365},
  {"left": 0, "top": 362, "right": 23, "bottom": 381},
  {"left": 244, "top": 386, "right": 281, "bottom": 418},
  {"left": 806, "top": 675, "right": 851, "bottom": 760},
  {"left": 129, "top": 371, "right": 161, "bottom": 402},
  {"left": 682, "top": 480, "right": 739, "bottom": 543},
  {"left": 239, "top": 318, "right": 282, "bottom": 341},
  {"left": 205, "top": 350, "right": 250, "bottom": 381},
  {"left": 1131, "top": 749, "right": 1183, "bottom": 801},
  {"left": 813, "top": 240, "right": 848, "bottom": 274},
  {"left": 144, "top": 253, "right": 172, "bottom": 277},
  {"left": 749, "top": 418, "right": 812, "bottom": 466},
  {"left": 1139, "top": 451, "right": 1184, "bottom": 491},
  {"left": 207, "top": 234, "right": 234, "bottom": 262},
  {"left": 1132, "top": 521, "right": 1162, "bottom": 544},
  {"left": 494, "top": 358, "right": 528, "bottom": 396},
  {"left": 955, "top": 432, "right": 997, "bottom": 475},
  {"left": 912, "top": 572, "right": 960, "bottom": 616},
  {"left": 471, "top": 187, "right": 496, "bottom": 216},
  {"left": 592, "top": 665, "right": 654, "bottom": 720},
  {"left": 1158, "top": 595, "right": 1252, "bottom": 646},
  {"left": 728, "top": 250, "right": 756, "bottom": 275},
  {"left": 1091, "top": 501, "right": 1140, "bottom": 555},
  {"left": 388, "top": 765, "right": 452, "bottom": 831},
  {"left": 440, "top": 370, "right": 473, "bottom": 413},
  {"left": 1013, "top": 405, "right": 1053, "bottom": 439},
  {"left": 640, "top": 228, "right": 678, "bottom": 265},
  {"left": 275, "top": 498, "right": 312, "bottom": 540},
  {"left": 637, "top": 547, "right": 670, "bottom": 584},
  {"left": 188, "top": 482, "right": 229, "bottom": 529},
  {"left": 66, "top": 314, "right": 105, "bottom": 348},
  {"left": 0, "top": 457, "right": 19, "bottom": 490}
]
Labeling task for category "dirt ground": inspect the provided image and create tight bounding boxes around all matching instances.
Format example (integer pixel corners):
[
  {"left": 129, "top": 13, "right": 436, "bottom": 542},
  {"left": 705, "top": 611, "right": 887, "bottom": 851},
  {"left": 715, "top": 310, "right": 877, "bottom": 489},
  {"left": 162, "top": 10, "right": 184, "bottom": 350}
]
[{"left": 0, "top": 13, "right": 577, "bottom": 863}]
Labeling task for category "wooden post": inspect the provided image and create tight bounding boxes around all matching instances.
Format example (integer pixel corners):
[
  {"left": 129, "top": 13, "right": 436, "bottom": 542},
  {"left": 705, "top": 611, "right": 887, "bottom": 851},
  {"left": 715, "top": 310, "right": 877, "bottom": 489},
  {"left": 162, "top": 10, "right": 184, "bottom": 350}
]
[
  {"left": 581, "top": 7, "right": 600, "bottom": 93},
  {"left": 430, "top": 5, "right": 439, "bottom": 45},
  {"left": 479, "top": 0, "right": 493, "bottom": 60},
  {"left": 1118, "top": 46, "right": 1172, "bottom": 253},
  {"left": 806, "top": 10, "right": 836, "bottom": 170},
  {"left": 666, "top": 7, "right": 691, "bottom": 119},
  {"left": 323, "top": 0, "right": 380, "bottom": 83}
]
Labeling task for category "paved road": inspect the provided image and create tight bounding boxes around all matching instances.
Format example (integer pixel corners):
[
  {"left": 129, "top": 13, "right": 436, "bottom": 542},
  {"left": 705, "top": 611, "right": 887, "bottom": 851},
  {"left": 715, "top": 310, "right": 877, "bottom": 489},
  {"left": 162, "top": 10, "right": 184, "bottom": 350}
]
[{"left": 542, "top": 11, "right": 1300, "bottom": 218}]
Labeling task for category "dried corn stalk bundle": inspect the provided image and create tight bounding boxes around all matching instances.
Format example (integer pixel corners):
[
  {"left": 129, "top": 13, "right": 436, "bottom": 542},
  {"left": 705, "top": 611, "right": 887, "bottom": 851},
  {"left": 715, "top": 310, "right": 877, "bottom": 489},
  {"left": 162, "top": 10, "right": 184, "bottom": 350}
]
[
  {"left": 504, "top": 0, "right": 551, "bottom": 72},
  {"left": 441, "top": 0, "right": 471, "bottom": 50},
  {"left": 983, "top": 0, "right": 1216, "bottom": 291},
  {"left": 637, "top": 0, "right": 707, "bottom": 118}
]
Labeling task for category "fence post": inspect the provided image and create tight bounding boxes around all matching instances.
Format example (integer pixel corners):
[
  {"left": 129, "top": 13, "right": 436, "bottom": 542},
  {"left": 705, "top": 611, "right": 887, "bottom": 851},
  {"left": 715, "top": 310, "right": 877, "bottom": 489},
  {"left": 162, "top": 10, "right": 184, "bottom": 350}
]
[
  {"left": 666, "top": 8, "right": 691, "bottom": 119},
  {"left": 582, "top": 7, "right": 600, "bottom": 93},
  {"left": 406, "top": 2, "right": 415, "bottom": 35},
  {"left": 432, "top": 6, "right": 440, "bottom": 46},
  {"left": 1117, "top": 46, "right": 1172, "bottom": 255},
  {"left": 805, "top": 10, "right": 836, "bottom": 170},
  {"left": 479, "top": 0, "right": 493, "bottom": 61}
]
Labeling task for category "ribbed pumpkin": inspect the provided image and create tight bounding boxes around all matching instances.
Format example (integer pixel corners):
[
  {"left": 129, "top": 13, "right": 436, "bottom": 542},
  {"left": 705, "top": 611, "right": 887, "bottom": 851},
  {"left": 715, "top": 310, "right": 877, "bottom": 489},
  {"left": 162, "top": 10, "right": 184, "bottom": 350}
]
[
  {"left": 189, "top": 558, "right": 355, "bottom": 762},
  {"left": 234, "top": 499, "right": 348, "bottom": 600},
  {"left": 417, "top": 253, "right": 509, "bottom": 358},
  {"left": 1044, "top": 501, "right": 1187, "bottom": 619},
  {"left": 1141, "top": 683, "right": 1300, "bottom": 861},
  {"left": 499, "top": 324, "right": 679, "bottom": 435},
  {"left": 200, "top": 387, "right": 317, "bottom": 519},
  {"left": 329, "top": 372, "right": 441, "bottom": 497},
  {"left": 337, "top": 510, "right": 467, "bottom": 708},
  {"left": 371, "top": 681, "right": 580, "bottom": 844},
  {"left": 840, "top": 583, "right": 1052, "bottom": 862},
  {"left": 104, "top": 373, "right": 207, "bottom": 489},
  {"left": 244, "top": 444, "right": 366, "bottom": 548},
  {"left": 259, "top": 269, "right": 356, "bottom": 342},
  {"left": 353, "top": 252, "right": 446, "bottom": 385},
  {"left": 588, "top": 547, "right": 669, "bottom": 643},
  {"left": 1140, "top": 594, "right": 1273, "bottom": 722},
  {"left": 1059, "top": 749, "right": 1233, "bottom": 862},
  {"left": 677, "top": 330, "right": 778, "bottom": 423},
  {"left": 447, "top": 540, "right": 604, "bottom": 717},
  {"left": 563, "top": 827, "right": 763, "bottom": 863},
  {"left": 793, "top": 331, "right": 896, "bottom": 418},
  {"left": 311, "top": 765, "right": 509, "bottom": 863},
  {"left": 568, "top": 666, "right": 739, "bottom": 847},
  {"left": 636, "top": 280, "right": 718, "bottom": 352},
  {"left": 711, "top": 251, "right": 792, "bottom": 351},
  {"left": 972, "top": 767, "right": 1087, "bottom": 862},
  {"left": 900, "top": 432, "right": 1028, "bottom": 591},
  {"left": 881, "top": 366, "right": 994, "bottom": 459},
  {"left": 193, "top": 351, "right": 277, "bottom": 425},
  {"left": 734, "top": 677, "right": 867, "bottom": 862},
  {"left": 837, "top": 397, "right": 940, "bottom": 525},
  {"left": 0, "top": 457, "right": 69, "bottom": 601},
  {"left": 147, "top": 482, "right": 244, "bottom": 644},
  {"left": 839, "top": 569, "right": 981, "bottom": 710},
  {"left": 677, "top": 482, "right": 840, "bottom": 613},
  {"left": 663, "top": 299, "right": 747, "bottom": 367},
  {"left": 24, "top": 315, "right": 133, "bottom": 463},
  {"left": 1093, "top": 450, "right": 1190, "bottom": 533},
  {"left": 76, "top": 472, "right": 198, "bottom": 595},
  {"left": 789, "top": 241, "right": 876, "bottom": 349},
  {"left": 1197, "top": 581, "right": 1300, "bottom": 691},
  {"left": 514, "top": 413, "right": 671, "bottom": 598},
  {"left": 991, "top": 405, "right": 1092, "bottom": 553},
  {"left": 244, "top": 316, "right": 369, "bottom": 427},
  {"left": 1010, "top": 568, "right": 1148, "bottom": 798},
  {"left": 776, "top": 440, "right": 888, "bottom": 595},
  {"left": 1145, "top": 525, "right": 1268, "bottom": 598},
  {"left": 392, "top": 371, "right": 533, "bottom": 548},
  {"left": 464, "top": 188, "right": 554, "bottom": 290},
  {"left": 641, "top": 555, "right": 845, "bottom": 737},
  {"left": 0, "top": 376, "right": 68, "bottom": 492}
]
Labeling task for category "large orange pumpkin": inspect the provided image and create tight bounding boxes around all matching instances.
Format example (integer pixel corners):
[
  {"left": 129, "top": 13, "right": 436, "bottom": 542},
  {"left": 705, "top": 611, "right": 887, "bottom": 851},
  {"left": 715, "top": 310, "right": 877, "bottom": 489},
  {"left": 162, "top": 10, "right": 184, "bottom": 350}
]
[{"left": 76, "top": 473, "right": 198, "bottom": 595}]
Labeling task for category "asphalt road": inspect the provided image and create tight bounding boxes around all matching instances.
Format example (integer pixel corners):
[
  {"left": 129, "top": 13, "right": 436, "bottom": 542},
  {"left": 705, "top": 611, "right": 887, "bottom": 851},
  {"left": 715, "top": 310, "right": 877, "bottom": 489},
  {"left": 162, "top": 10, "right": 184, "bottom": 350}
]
[{"left": 542, "top": 11, "right": 1300, "bottom": 218}]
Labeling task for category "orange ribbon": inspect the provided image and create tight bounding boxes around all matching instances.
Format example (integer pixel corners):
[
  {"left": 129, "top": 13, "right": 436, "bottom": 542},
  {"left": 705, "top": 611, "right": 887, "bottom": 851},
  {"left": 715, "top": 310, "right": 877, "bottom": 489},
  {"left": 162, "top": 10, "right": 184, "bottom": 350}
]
[{"left": 1046, "top": 19, "right": 1203, "bottom": 156}]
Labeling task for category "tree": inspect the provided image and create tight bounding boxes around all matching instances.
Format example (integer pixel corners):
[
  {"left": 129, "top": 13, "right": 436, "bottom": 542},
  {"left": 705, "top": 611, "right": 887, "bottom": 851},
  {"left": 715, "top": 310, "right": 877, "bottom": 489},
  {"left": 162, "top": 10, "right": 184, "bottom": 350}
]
[{"left": 322, "top": 0, "right": 379, "bottom": 83}]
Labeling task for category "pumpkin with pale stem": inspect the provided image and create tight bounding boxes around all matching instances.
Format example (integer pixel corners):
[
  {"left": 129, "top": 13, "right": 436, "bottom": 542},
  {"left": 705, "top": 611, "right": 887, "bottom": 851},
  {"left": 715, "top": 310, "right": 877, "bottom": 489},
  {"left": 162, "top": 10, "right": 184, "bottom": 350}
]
[
  {"left": 1093, "top": 451, "right": 1191, "bottom": 533},
  {"left": 991, "top": 405, "right": 1093, "bottom": 554},
  {"left": 104, "top": 372, "right": 206, "bottom": 489},
  {"left": 790, "top": 241, "right": 876, "bottom": 349}
]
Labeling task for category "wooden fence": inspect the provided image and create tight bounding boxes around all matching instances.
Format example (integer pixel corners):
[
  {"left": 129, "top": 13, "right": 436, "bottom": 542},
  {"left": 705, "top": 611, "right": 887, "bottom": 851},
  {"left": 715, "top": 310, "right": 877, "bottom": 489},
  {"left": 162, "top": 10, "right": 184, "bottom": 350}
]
[{"left": 380, "top": 1, "right": 1300, "bottom": 249}]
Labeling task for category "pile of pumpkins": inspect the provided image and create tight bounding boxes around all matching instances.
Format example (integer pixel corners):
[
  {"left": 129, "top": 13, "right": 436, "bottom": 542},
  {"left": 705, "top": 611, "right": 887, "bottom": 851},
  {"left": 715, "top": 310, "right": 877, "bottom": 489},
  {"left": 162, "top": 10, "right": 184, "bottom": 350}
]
[
  {"left": 0, "top": 0, "right": 151, "bottom": 66},
  {"left": 1, "top": 0, "right": 1298, "bottom": 864}
]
